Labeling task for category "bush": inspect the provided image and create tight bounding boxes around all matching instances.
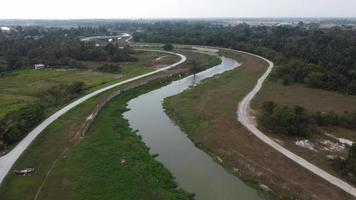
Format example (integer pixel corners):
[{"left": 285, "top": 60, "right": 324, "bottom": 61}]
[
  {"left": 312, "top": 111, "right": 341, "bottom": 126},
  {"left": 0, "top": 103, "right": 45, "bottom": 146},
  {"left": 258, "top": 101, "right": 316, "bottom": 137},
  {"left": 163, "top": 43, "right": 174, "bottom": 51},
  {"left": 342, "top": 112, "right": 356, "bottom": 130},
  {"left": 259, "top": 102, "right": 356, "bottom": 138},
  {"left": 333, "top": 144, "right": 356, "bottom": 183},
  {"left": 40, "top": 81, "right": 85, "bottom": 106}
]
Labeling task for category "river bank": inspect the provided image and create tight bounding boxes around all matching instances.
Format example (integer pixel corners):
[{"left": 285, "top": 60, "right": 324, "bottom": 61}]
[
  {"left": 163, "top": 49, "right": 353, "bottom": 199},
  {"left": 0, "top": 49, "right": 220, "bottom": 199},
  {"left": 124, "top": 56, "right": 262, "bottom": 200}
]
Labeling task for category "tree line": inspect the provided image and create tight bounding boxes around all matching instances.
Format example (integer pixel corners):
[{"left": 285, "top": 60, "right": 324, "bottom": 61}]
[
  {"left": 133, "top": 22, "right": 356, "bottom": 95},
  {"left": 258, "top": 101, "right": 356, "bottom": 137},
  {"left": 0, "top": 27, "right": 136, "bottom": 72}
]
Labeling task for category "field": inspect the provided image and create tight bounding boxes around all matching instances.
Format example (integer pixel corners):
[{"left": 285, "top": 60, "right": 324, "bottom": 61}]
[
  {"left": 252, "top": 75, "right": 356, "bottom": 185},
  {"left": 0, "top": 51, "right": 173, "bottom": 119},
  {"left": 0, "top": 49, "right": 219, "bottom": 199},
  {"left": 252, "top": 81, "right": 356, "bottom": 114},
  {"left": 163, "top": 49, "right": 353, "bottom": 199},
  {"left": 79, "top": 50, "right": 180, "bottom": 70},
  {"left": 0, "top": 79, "right": 192, "bottom": 200}
]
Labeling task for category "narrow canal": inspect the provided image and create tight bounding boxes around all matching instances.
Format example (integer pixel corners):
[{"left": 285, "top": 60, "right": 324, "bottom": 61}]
[{"left": 123, "top": 56, "right": 262, "bottom": 200}]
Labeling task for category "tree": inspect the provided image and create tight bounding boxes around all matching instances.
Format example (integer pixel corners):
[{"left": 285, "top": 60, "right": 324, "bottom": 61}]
[
  {"left": 305, "top": 72, "right": 325, "bottom": 88},
  {"left": 163, "top": 43, "right": 174, "bottom": 51},
  {"left": 258, "top": 102, "right": 315, "bottom": 137},
  {"left": 1, "top": 103, "right": 45, "bottom": 146},
  {"left": 5, "top": 50, "right": 22, "bottom": 70},
  {"left": 66, "top": 81, "right": 85, "bottom": 94}
]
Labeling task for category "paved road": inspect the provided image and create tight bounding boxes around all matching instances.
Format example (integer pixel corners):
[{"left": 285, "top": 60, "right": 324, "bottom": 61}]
[
  {"left": 1, "top": 35, "right": 355, "bottom": 198},
  {"left": 236, "top": 50, "right": 356, "bottom": 197},
  {"left": 0, "top": 49, "right": 186, "bottom": 184}
]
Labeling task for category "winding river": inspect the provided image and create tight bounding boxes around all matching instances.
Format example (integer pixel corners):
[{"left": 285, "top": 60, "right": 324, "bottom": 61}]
[{"left": 123, "top": 57, "right": 262, "bottom": 200}]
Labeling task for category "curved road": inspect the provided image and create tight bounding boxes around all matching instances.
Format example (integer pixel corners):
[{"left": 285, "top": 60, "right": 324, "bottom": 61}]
[
  {"left": 0, "top": 49, "right": 186, "bottom": 184},
  {"left": 1, "top": 35, "right": 356, "bottom": 198},
  {"left": 236, "top": 50, "right": 356, "bottom": 197}
]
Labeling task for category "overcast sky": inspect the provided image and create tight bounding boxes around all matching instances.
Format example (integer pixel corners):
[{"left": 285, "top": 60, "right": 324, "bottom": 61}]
[{"left": 1, "top": 0, "right": 356, "bottom": 19}]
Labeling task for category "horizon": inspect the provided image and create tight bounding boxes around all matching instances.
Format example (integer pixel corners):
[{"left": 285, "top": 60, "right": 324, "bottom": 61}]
[
  {"left": 1, "top": 17, "right": 356, "bottom": 20},
  {"left": 1, "top": 0, "right": 356, "bottom": 19}
]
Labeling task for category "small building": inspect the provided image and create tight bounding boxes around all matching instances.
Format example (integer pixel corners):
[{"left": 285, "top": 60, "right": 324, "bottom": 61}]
[
  {"left": 1, "top": 27, "right": 10, "bottom": 32},
  {"left": 34, "top": 64, "right": 45, "bottom": 70}
]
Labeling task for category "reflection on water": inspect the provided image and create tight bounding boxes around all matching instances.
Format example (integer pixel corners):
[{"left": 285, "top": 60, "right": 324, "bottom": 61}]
[{"left": 123, "top": 57, "right": 262, "bottom": 200}]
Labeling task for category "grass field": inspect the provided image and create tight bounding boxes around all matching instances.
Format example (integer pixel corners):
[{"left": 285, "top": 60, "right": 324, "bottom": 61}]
[
  {"left": 163, "top": 49, "right": 353, "bottom": 200},
  {"left": 0, "top": 51, "right": 171, "bottom": 119},
  {"left": 0, "top": 49, "right": 219, "bottom": 199},
  {"left": 79, "top": 50, "right": 179, "bottom": 70},
  {"left": 0, "top": 78, "right": 192, "bottom": 200},
  {"left": 252, "top": 81, "right": 356, "bottom": 114}
]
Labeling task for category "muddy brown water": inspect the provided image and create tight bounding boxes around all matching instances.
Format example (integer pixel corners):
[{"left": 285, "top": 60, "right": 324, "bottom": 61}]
[{"left": 123, "top": 57, "right": 263, "bottom": 200}]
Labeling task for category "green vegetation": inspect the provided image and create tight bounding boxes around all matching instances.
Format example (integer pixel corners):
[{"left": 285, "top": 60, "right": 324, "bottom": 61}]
[
  {"left": 163, "top": 51, "right": 286, "bottom": 198},
  {"left": 334, "top": 144, "right": 356, "bottom": 184},
  {"left": 0, "top": 65, "right": 154, "bottom": 150},
  {"left": 66, "top": 83, "right": 190, "bottom": 200},
  {"left": 258, "top": 101, "right": 315, "bottom": 137},
  {"left": 252, "top": 82, "right": 356, "bottom": 115},
  {"left": 0, "top": 77, "right": 191, "bottom": 200},
  {"left": 0, "top": 27, "right": 135, "bottom": 71},
  {"left": 0, "top": 80, "right": 85, "bottom": 148},
  {"left": 96, "top": 63, "right": 122, "bottom": 73},
  {"left": 0, "top": 103, "right": 45, "bottom": 145},
  {"left": 258, "top": 101, "right": 356, "bottom": 137},
  {"left": 0, "top": 87, "right": 117, "bottom": 200},
  {"left": 40, "top": 81, "right": 85, "bottom": 107},
  {"left": 0, "top": 48, "right": 173, "bottom": 150},
  {"left": 273, "top": 59, "right": 356, "bottom": 95},
  {"left": 133, "top": 22, "right": 356, "bottom": 95},
  {"left": 0, "top": 48, "right": 219, "bottom": 199},
  {"left": 189, "top": 56, "right": 221, "bottom": 74},
  {"left": 253, "top": 79, "right": 356, "bottom": 135},
  {"left": 163, "top": 50, "right": 351, "bottom": 199},
  {"left": 163, "top": 43, "right": 174, "bottom": 51},
  {"left": 163, "top": 51, "right": 267, "bottom": 148}
]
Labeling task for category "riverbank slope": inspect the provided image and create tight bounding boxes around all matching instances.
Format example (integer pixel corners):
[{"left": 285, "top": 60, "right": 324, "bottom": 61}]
[{"left": 163, "top": 49, "right": 353, "bottom": 199}]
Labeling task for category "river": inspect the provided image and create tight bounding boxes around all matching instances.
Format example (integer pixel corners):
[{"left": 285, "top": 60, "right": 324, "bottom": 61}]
[{"left": 123, "top": 56, "right": 262, "bottom": 200}]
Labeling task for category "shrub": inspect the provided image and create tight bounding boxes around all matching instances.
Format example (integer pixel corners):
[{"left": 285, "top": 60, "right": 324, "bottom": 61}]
[
  {"left": 40, "top": 81, "right": 85, "bottom": 106},
  {"left": 0, "top": 102, "right": 45, "bottom": 146},
  {"left": 163, "top": 43, "right": 174, "bottom": 51},
  {"left": 258, "top": 101, "right": 316, "bottom": 137},
  {"left": 333, "top": 144, "right": 356, "bottom": 183}
]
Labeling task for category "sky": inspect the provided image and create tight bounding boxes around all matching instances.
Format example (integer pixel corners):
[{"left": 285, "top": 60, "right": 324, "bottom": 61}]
[{"left": 1, "top": 0, "right": 356, "bottom": 19}]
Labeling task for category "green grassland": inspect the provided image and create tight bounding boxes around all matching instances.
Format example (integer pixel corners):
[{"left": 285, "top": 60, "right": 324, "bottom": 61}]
[
  {"left": 79, "top": 51, "right": 179, "bottom": 69},
  {"left": 0, "top": 49, "right": 219, "bottom": 200},
  {"left": 252, "top": 81, "right": 356, "bottom": 114},
  {"left": 0, "top": 80, "right": 191, "bottom": 200},
  {"left": 0, "top": 51, "right": 170, "bottom": 119},
  {"left": 0, "top": 67, "right": 149, "bottom": 118}
]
